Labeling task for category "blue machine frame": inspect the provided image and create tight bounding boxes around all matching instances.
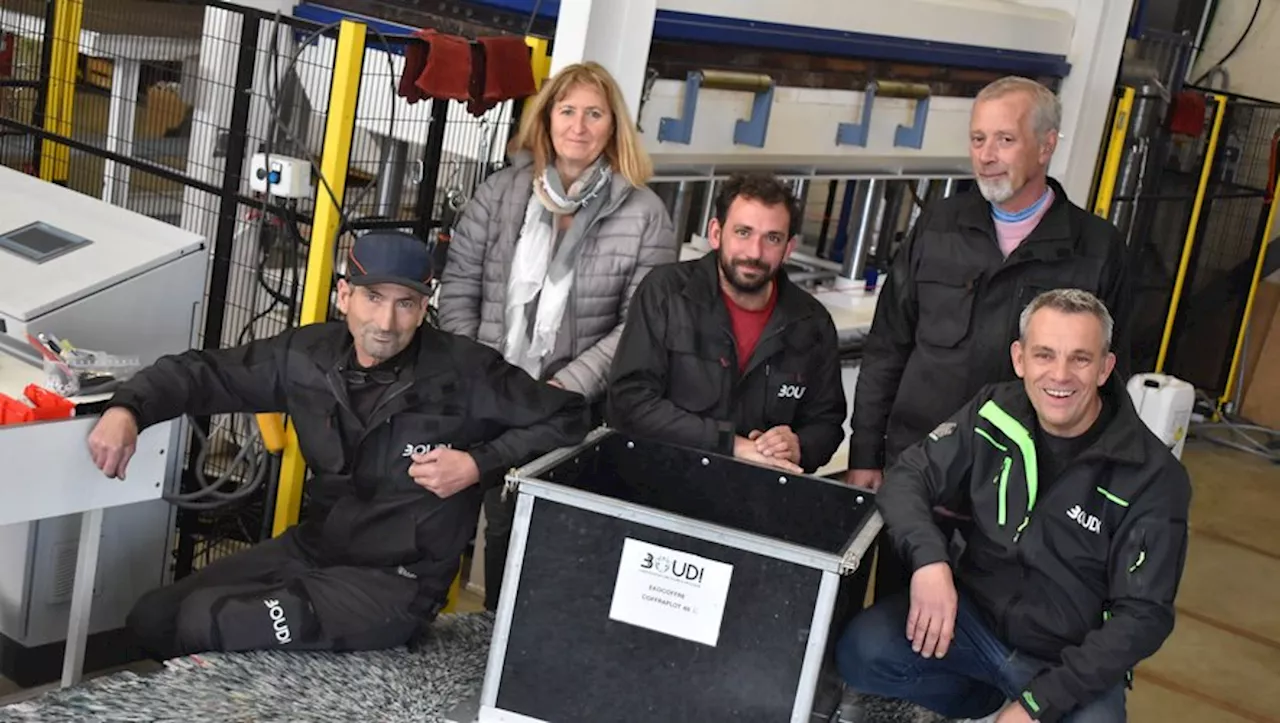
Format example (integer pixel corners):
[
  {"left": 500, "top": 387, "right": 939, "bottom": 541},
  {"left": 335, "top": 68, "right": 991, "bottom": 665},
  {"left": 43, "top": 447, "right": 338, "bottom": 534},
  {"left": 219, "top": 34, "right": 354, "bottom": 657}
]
[
  {"left": 293, "top": 2, "right": 1071, "bottom": 77},
  {"left": 388, "top": 0, "right": 1072, "bottom": 77},
  {"left": 658, "top": 71, "right": 775, "bottom": 148},
  {"left": 835, "top": 82, "right": 932, "bottom": 150}
]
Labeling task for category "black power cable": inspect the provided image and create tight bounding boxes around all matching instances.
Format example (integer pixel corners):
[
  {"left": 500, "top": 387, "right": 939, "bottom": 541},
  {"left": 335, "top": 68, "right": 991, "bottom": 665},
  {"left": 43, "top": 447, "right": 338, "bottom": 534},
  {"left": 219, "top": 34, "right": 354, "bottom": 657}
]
[{"left": 1192, "top": 0, "right": 1262, "bottom": 87}]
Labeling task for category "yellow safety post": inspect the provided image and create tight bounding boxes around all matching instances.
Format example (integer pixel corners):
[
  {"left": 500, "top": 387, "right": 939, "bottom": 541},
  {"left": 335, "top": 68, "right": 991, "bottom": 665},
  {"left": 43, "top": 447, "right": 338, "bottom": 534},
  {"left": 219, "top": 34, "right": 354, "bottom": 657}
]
[
  {"left": 272, "top": 20, "right": 367, "bottom": 538},
  {"left": 1092, "top": 86, "right": 1135, "bottom": 220},
  {"left": 1156, "top": 93, "right": 1227, "bottom": 373},
  {"left": 255, "top": 413, "right": 287, "bottom": 455},
  {"left": 39, "top": 0, "right": 83, "bottom": 184},
  {"left": 1218, "top": 169, "right": 1280, "bottom": 408},
  {"left": 441, "top": 567, "right": 463, "bottom": 614},
  {"left": 525, "top": 36, "right": 551, "bottom": 90}
]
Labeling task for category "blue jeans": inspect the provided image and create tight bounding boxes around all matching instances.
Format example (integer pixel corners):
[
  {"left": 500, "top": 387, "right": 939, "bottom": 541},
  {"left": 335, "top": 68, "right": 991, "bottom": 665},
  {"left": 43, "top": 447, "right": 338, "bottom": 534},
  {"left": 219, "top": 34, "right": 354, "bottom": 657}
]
[{"left": 834, "top": 590, "right": 1127, "bottom": 721}]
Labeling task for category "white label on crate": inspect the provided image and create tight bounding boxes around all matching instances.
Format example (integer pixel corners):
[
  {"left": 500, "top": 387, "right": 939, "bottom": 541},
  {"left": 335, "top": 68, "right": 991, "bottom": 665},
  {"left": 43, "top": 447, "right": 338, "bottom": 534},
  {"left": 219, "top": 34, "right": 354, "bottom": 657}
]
[{"left": 607, "top": 538, "right": 733, "bottom": 647}]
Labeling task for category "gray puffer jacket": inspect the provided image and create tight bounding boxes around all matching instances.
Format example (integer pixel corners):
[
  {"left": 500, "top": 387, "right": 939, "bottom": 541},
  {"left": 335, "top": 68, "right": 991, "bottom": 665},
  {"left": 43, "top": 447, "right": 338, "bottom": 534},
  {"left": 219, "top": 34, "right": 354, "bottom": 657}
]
[{"left": 437, "top": 152, "right": 677, "bottom": 401}]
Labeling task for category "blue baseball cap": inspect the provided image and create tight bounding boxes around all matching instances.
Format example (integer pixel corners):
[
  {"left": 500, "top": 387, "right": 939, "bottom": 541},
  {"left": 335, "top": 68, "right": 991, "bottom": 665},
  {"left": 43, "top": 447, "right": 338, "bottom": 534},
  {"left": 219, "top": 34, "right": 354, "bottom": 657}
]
[{"left": 346, "top": 231, "right": 433, "bottom": 295}]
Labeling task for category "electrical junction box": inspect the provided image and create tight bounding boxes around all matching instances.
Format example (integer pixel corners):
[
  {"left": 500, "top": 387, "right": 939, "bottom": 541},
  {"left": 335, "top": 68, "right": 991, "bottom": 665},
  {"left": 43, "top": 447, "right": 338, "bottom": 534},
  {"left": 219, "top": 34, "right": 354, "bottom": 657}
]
[{"left": 249, "top": 153, "right": 313, "bottom": 199}]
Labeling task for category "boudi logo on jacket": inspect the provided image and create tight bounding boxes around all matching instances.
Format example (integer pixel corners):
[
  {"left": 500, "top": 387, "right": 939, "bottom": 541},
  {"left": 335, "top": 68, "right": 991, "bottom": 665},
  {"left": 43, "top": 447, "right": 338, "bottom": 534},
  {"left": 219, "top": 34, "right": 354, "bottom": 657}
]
[
  {"left": 263, "top": 598, "right": 292, "bottom": 644},
  {"left": 777, "top": 383, "right": 807, "bottom": 400},
  {"left": 1067, "top": 504, "right": 1102, "bottom": 534},
  {"left": 401, "top": 442, "right": 453, "bottom": 458}
]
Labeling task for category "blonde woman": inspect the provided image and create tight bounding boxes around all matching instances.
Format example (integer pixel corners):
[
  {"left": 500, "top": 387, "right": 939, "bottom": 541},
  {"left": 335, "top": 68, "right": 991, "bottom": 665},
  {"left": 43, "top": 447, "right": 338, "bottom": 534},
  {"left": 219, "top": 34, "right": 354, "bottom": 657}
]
[{"left": 437, "top": 61, "right": 676, "bottom": 609}]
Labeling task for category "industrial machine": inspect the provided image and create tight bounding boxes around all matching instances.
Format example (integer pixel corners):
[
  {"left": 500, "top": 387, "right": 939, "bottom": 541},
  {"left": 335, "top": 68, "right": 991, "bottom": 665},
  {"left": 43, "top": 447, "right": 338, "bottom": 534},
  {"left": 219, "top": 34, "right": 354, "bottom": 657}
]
[
  {"left": 0, "top": 164, "right": 208, "bottom": 686},
  {"left": 623, "top": 0, "right": 1074, "bottom": 292},
  {"left": 292, "top": 0, "right": 1125, "bottom": 289}
]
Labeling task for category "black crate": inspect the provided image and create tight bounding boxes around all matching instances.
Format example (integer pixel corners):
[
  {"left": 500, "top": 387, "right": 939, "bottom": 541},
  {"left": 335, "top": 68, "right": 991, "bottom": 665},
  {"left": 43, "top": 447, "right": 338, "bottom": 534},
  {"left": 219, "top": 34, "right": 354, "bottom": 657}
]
[{"left": 476, "top": 429, "right": 880, "bottom": 723}]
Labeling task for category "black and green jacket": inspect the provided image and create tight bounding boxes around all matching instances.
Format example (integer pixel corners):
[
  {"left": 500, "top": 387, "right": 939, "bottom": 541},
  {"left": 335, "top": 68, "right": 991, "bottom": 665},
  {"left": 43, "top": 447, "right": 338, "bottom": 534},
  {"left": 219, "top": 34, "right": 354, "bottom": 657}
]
[{"left": 878, "top": 378, "right": 1191, "bottom": 723}]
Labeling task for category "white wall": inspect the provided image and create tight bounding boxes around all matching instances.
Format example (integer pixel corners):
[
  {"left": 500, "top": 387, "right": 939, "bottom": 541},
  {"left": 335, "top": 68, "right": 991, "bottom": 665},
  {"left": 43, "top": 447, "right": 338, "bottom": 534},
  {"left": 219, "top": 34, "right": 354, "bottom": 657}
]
[{"left": 1191, "top": 0, "right": 1280, "bottom": 101}]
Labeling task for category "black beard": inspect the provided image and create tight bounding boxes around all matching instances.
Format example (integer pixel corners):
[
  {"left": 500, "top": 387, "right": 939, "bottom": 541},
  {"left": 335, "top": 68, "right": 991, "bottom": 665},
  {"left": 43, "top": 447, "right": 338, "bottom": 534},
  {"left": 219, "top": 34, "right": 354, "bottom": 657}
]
[{"left": 717, "top": 250, "right": 775, "bottom": 294}]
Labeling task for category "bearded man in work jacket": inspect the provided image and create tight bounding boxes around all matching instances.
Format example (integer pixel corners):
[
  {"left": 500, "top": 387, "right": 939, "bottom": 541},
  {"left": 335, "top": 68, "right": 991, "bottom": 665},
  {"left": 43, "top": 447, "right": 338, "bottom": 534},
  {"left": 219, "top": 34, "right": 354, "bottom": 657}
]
[
  {"left": 835, "top": 288, "right": 1189, "bottom": 723},
  {"left": 606, "top": 172, "right": 846, "bottom": 474},
  {"left": 86, "top": 231, "right": 590, "bottom": 660}
]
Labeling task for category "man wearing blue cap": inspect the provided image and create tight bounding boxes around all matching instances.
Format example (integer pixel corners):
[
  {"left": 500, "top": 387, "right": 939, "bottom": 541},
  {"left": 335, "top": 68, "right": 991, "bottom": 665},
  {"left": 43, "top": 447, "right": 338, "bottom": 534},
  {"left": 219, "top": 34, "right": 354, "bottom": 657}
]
[{"left": 86, "top": 230, "right": 590, "bottom": 660}]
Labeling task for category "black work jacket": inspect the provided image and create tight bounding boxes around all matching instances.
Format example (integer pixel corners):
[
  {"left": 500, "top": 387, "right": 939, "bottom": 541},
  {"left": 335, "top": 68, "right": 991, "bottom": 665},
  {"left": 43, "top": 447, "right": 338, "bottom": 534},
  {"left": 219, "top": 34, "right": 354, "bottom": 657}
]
[
  {"left": 879, "top": 379, "right": 1190, "bottom": 722},
  {"left": 109, "top": 323, "right": 589, "bottom": 601},
  {"left": 607, "top": 252, "right": 846, "bottom": 473},
  {"left": 850, "top": 179, "right": 1131, "bottom": 469}
]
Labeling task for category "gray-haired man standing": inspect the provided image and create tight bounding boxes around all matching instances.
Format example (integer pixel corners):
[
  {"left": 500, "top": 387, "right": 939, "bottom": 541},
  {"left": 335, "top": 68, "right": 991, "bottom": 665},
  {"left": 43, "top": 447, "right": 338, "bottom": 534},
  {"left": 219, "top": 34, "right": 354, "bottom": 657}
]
[{"left": 844, "top": 76, "right": 1134, "bottom": 603}]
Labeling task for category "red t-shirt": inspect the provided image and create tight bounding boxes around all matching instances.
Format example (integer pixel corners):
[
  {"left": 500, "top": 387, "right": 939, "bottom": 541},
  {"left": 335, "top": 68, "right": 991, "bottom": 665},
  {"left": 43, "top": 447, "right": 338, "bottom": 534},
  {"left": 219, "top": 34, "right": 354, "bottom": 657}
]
[{"left": 722, "top": 285, "right": 778, "bottom": 373}]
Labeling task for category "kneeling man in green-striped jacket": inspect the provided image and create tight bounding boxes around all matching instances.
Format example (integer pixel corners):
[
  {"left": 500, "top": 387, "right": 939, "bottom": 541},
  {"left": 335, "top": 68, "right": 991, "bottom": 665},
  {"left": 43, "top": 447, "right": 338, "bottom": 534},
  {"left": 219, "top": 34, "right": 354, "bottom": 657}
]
[{"left": 835, "top": 287, "right": 1190, "bottom": 723}]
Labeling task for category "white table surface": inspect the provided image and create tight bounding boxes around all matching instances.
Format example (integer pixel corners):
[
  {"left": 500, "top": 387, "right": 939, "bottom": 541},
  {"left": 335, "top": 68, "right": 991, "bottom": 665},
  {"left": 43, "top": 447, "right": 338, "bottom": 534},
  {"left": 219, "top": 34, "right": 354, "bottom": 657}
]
[{"left": 0, "top": 347, "right": 169, "bottom": 688}]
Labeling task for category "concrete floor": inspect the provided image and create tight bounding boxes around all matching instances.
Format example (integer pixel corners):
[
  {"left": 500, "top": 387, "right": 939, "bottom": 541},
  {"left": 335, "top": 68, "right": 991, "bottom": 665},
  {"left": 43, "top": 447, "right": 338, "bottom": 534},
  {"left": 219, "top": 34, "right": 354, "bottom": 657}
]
[
  {"left": 1, "top": 440, "right": 1276, "bottom": 720},
  {"left": 1125, "top": 438, "right": 1280, "bottom": 723}
]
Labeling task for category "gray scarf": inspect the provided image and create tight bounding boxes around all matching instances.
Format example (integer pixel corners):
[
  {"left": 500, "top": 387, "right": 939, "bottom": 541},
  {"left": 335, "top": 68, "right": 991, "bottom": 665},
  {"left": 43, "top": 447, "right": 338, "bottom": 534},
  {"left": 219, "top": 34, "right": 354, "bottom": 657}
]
[
  {"left": 532, "top": 156, "right": 612, "bottom": 281},
  {"left": 502, "top": 157, "right": 613, "bottom": 378}
]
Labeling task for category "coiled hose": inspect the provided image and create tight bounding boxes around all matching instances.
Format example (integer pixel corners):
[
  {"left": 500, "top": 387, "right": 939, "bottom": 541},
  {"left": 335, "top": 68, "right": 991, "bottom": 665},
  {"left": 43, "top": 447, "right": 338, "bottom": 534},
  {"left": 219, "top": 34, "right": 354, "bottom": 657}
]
[{"left": 162, "top": 414, "right": 278, "bottom": 511}]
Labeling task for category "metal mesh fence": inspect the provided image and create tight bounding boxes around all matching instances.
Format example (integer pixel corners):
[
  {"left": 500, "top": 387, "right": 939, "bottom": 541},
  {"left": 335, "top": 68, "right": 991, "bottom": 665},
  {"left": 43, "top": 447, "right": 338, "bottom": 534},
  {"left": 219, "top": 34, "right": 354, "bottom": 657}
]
[
  {"left": 0, "top": 0, "right": 212, "bottom": 220},
  {"left": 1164, "top": 92, "right": 1280, "bottom": 395},
  {"left": 333, "top": 30, "right": 519, "bottom": 331},
  {"left": 1120, "top": 87, "right": 1219, "bottom": 375},
  {"left": 172, "top": 12, "right": 343, "bottom": 572},
  {"left": 431, "top": 102, "right": 515, "bottom": 217},
  {"left": 0, "top": 1, "right": 356, "bottom": 572},
  {"left": 0, "top": 0, "right": 528, "bottom": 572},
  {"left": 342, "top": 31, "right": 517, "bottom": 227},
  {"left": 191, "top": 23, "right": 528, "bottom": 564},
  {"left": 0, "top": 4, "right": 49, "bottom": 170}
]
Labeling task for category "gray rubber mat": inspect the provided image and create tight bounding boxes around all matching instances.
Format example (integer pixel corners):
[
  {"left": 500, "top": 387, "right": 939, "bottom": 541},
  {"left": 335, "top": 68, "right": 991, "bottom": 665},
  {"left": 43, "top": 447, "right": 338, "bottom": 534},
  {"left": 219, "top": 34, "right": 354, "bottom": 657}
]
[
  {"left": 0, "top": 613, "right": 493, "bottom": 723},
  {"left": 0, "top": 611, "right": 945, "bottom": 722}
]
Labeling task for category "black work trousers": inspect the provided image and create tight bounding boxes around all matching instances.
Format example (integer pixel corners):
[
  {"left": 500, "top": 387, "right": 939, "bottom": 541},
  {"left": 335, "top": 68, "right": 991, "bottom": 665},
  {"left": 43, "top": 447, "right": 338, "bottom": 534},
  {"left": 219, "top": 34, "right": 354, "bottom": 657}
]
[
  {"left": 126, "top": 528, "right": 423, "bottom": 661},
  {"left": 482, "top": 485, "right": 516, "bottom": 611}
]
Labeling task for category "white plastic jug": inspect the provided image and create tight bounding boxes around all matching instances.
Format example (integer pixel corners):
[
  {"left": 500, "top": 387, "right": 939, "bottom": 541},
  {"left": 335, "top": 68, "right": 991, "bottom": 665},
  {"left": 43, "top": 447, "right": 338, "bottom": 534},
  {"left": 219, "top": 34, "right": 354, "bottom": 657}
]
[{"left": 1127, "top": 373, "right": 1196, "bottom": 460}]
